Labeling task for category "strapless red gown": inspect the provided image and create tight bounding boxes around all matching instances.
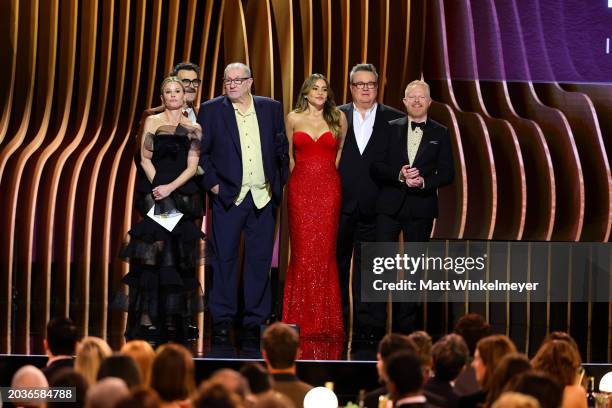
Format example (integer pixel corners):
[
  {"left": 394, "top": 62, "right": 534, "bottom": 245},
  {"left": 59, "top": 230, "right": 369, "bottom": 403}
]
[{"left": 283, "top": 131, "right": 344, "bottom": 341}]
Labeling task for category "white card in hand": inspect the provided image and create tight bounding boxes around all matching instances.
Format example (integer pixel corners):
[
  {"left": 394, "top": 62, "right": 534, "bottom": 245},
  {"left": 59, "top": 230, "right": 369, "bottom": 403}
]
[{"left": 146, "top": 205, "right": 184, "bottom": 232}]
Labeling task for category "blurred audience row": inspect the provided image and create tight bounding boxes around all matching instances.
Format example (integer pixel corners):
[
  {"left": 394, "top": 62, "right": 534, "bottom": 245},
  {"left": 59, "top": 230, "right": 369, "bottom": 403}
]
[{"left": 8, "top": 314, "right": 589, "bottom": 408}]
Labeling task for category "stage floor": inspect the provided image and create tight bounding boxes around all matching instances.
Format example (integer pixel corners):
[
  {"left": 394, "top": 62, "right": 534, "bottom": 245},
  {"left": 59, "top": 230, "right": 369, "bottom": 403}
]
[{"left": 198, "top": 334, "right": 379, "bottom": 362}]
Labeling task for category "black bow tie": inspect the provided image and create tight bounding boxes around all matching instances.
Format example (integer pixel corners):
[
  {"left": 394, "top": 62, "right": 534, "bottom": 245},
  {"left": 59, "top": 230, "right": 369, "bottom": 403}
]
[{"left": 411, "top": 121, "right": 426, "bottom": 131}]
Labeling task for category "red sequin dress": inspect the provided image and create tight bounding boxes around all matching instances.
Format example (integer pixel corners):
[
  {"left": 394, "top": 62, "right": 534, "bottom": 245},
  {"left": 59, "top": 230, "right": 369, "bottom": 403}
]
[{"left": 283, "top": 131, "right": 345, "bottom": 342}]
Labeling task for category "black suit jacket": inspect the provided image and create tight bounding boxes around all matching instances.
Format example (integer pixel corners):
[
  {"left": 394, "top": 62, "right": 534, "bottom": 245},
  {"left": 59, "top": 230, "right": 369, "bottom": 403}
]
[
  {"left": 371, "top": 117, "right": 454, "bottom": 218},
  {"left": 363, "top": 385, "right": 445, "bottom": 408},
  {"left": 424, "top": 377, "right": 459, "bottom": 408},
  {"left": 337, "top": 103, "right": 404, "bottom": 216},
  {"left": 197, "top": 95, "right": 289, "bottom": 208},
  {"left": 42, "top": 357, "right": 74, "bottom": 382}
]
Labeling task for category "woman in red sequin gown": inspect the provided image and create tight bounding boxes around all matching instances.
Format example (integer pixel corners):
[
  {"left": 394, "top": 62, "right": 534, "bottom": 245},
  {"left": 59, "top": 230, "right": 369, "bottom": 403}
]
[{"left": 283, "top": 74, "right": 347, "bottom": 352}]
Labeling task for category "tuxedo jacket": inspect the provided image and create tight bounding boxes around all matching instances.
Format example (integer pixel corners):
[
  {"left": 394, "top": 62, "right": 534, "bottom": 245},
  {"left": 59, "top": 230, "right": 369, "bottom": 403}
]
[
  {"left": 371, "top": 117, "right": 454, "bottom": 218},
  {"left": 338, "top": 103, "right": 405, "bottom": 216},
  {"left": 197, "top": 95, "right": 289, "bottom": 208}
]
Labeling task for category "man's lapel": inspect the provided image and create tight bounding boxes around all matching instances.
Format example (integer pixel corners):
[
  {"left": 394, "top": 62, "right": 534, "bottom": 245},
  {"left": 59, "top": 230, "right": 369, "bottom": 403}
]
[
  {"left": 412, "top": 121, "right": 432, "bottom": 166},
  {"left": 344, "top": 104, "right": 359, "bottom": 152},
  {"left": 396, "top": 116, "right": 410, "bottom": 164},
  {"left": 222, "top": 96, "right": 241, "bottom": 154},
  {"left": 345, "top": 103, "right": 354, "bottom": 131},
  {"left": 362, "top": 104, "right": 383, "bottom": 156},
  {"left": 252, "top": 96, "right": 270, "bottom": 163}
]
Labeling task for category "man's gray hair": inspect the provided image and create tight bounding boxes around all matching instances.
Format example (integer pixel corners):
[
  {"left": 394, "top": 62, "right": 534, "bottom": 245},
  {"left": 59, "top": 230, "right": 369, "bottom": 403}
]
[
  {"left": 11, "top": 365, "right": 48, "bottom": 407},
  {"left": 11, "top": 364, "right": 48, "bottom": 388},
  {"left": 209, "top": 368, "right": 251, "bottom": 400},
  {"left": 404, "top": 80, "right": 431, "bottom": 97},
  {"left": 86, "top": 377, "right": 129, "bottom": 408},
  {"left": 349, "top": 63, "right": 379, "bottom": 83},
  {"left": 224, "top": 62, "right": 252, "bottom": 79}
]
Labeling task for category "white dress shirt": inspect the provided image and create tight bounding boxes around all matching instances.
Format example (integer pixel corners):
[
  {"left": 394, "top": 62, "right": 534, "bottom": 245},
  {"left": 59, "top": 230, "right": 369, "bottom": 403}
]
[
  {"left": 394, "top": 394, "right": 427, "bottom": 406},
  {"left": 352, "top": 103, "right": 378, "bottom": 154},
  {"left": 183, "top": 106, "right": 197, "bottom": 123}
]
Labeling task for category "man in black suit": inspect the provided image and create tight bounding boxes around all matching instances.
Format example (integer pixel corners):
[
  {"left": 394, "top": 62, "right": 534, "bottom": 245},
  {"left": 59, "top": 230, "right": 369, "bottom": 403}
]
[
  {"left": 372, "top": 79, "right": 454, "bottom": 242},
  {"left": 42, "top": 317, "right": 79, "bottom": 381},
  {"left": 386, "top": 350, "right": 438, "bottom": 407},
  {"left": 337, "top": 63, "right": 404, "bottom": 339},
  {"left": 424, "top": 334, "right": 469, "bottom": 408},
  {"left": 371, "top": 80, "right": 454, "bottom": 333},
  {"left": 198, "top": 63, "right": 288, "bottom": 341},
  {"left": 364, "top": 334, "right": 445, "bottom": 408}
]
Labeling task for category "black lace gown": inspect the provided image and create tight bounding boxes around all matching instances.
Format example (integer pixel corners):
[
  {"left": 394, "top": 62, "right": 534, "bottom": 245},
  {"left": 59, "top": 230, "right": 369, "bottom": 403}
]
[{"left": 119, "top": 123, "right": 205, "bottom": 344}]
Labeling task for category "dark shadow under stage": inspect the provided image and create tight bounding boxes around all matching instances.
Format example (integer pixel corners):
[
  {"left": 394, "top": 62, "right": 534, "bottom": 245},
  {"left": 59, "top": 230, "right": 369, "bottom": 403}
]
[
  {"left": 2, "top": 353, "right": 612, "bottom": 404},
  {"left": 0, "top": 353, "right": 379, "bottom": 404}
]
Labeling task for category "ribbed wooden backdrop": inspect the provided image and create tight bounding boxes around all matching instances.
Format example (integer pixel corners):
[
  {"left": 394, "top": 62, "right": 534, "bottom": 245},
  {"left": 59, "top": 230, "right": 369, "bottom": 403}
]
[{"left": 1, "top": 0, "right": 611, "bottom": 360}]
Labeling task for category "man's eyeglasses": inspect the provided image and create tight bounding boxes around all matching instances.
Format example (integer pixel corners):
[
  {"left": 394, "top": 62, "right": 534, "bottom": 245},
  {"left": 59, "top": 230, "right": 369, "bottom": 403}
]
[
  {"left": 181, "top": 78, "right": 202, "bottom": 87},
  {"left": 223, "top": 77, "right": 251, "bottom": 86},
  {"left": 351, "top": 81, "right": 378, "bottom": 90}
]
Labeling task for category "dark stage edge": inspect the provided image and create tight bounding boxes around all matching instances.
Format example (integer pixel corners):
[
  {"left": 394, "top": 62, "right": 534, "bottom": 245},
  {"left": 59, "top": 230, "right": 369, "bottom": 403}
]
[
  {"left": 2, "top": 354, "right": 612, "bottom": 404},
  {"left": 0, "top": 354, "right": 379, "bottom": 404}
]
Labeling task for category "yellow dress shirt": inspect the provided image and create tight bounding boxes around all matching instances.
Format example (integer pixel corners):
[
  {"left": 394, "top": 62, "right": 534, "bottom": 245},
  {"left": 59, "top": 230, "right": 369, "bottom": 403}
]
[{"left": 234, "top": 95, "right": 271, "bottom": 208}]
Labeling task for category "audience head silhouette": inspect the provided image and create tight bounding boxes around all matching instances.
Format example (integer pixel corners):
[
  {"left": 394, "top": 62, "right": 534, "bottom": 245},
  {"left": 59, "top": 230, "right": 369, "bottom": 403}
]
[{"left": 262, "top": 323, "right": 300, "bottom": 370}]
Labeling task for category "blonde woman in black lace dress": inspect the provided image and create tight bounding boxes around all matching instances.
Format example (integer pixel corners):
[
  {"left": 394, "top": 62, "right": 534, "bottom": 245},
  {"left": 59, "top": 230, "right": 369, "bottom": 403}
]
[{"left": 120, "top": 76, "right": 204, "bottom": 345}]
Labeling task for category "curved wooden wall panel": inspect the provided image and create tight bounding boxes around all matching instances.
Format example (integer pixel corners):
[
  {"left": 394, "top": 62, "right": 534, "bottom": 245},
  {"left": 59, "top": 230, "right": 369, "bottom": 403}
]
[
  {"left": 520, "top": 0, "right": 611, "bottom": 241},
  {"left": 0, "top": 0, "right": 17, "bottom": 349},
  {"left": 19, "top": 0, "right": 61, "bottom": 354},
  {"left": 196, "top": 0, "right": 215, "bottom": 106},
  {"left": 0, "top": 0, "right": 39, "bottom": 353},
  {"left": 473, "top": 0, "right": 555, "bottom": 241},
  {"left": 10, "top": 0, "right": 57, "bottom": 354},
  {"left": 383, "top": 0, "right": 410, "bottom": 108},
  {"left": 444, "top": 0, "right": 525, "bottom": 240},
  {"left": 430, "top": 103, "right": 467, "bottom": 239},
  {"left": 50, "top": 2, "right": 99, "bottom": 350},
  {"left": 223, "top": 0, "right": 249, "bottom": 68},
  {"left": 425, "top": 0, "right": 496, "bottom": 240},
  {"left": 0, "top": 1, "right": 18, "bottom": 145},
  {"left": 297, "top": 0, "right": 313, "bottom": 79},
  {"left": 245, "top": 0, "right": 274, "bottom": 97},
  {"left": 102, "top": 1, "right": 139, "bottom": 341},
  {"left": 113, "top": 0, "right": 149, "bottom": 345},
  {"left": 0, "top": 0, "right": 610, "bottom": 357},
  {"left": 163, "top": 0, "right": 181, "bottom": 75},
  {"left": 497, "top": 0, "right": 584, "bottom": 241}
]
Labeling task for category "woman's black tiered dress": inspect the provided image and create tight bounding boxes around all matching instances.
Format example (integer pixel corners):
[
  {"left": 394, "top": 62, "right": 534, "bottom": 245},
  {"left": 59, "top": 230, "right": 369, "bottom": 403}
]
[{"left": 119, "top": 123, "right": 205, "bottom": 344}]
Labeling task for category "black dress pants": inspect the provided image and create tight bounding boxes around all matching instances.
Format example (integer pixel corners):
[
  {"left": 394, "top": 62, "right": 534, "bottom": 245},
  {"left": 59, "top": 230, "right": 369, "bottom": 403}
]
[
  {"left": 336, "top": 209, "right": 380, "bottom": 333},
  {"left": 374, "top": 199, "right": 434, "bottom": 333}
]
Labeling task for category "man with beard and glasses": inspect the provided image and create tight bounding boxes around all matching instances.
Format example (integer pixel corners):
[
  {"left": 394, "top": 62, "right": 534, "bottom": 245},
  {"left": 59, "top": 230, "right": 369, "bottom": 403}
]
[{"left": 171, "top": 62, "right": 202, "bottom": 122}]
